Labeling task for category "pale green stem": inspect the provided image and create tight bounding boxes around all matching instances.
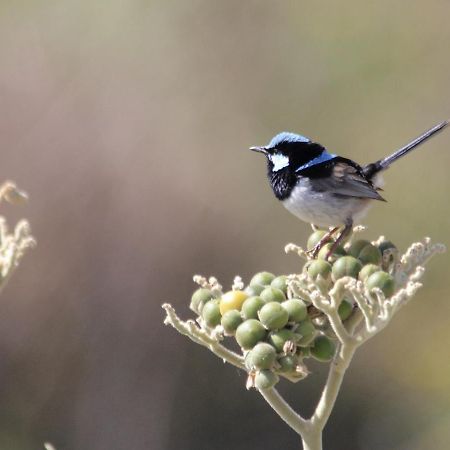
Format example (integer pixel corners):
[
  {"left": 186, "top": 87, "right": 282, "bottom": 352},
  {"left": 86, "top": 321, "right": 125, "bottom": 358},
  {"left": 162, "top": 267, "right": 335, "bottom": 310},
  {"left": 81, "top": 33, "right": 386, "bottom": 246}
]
[
  {"left": 162, "top": 304, "right": 245, "bottom": 370},
  {"left": 258, "top": 387, "right": 308, "bottom": 435},
  {"left": 344, "top": 309, "right": 364, "bottom": 335},
  {"left": 259, "top": 341, "right": 357, "bottom": 450},
  {"left": 301, "top": 432, "right": 322, "bottom": 450},
  {"left": 309, "top": 343, "right": 357, "bottom": 431}
]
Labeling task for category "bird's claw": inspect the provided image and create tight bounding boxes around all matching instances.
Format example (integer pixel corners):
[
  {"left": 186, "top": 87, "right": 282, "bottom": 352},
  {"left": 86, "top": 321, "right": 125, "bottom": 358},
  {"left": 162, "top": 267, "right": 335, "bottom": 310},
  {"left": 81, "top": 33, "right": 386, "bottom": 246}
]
[{"left": 306, "top": 243, "right": 322, "bottom": 259}]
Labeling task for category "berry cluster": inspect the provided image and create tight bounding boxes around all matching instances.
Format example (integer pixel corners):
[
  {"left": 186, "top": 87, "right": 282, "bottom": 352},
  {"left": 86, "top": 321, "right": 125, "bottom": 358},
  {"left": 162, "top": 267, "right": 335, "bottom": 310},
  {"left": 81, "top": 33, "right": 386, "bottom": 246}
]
[{"left": 189, "top": 230, "right": 399, "bottom": 390}]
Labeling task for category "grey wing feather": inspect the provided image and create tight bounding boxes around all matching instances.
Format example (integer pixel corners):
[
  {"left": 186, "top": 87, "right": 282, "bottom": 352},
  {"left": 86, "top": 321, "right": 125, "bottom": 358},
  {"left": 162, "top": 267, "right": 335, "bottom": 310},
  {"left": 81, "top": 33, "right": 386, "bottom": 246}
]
[{"left": 311, "top": 162, "right": 386, "bottom": 201}]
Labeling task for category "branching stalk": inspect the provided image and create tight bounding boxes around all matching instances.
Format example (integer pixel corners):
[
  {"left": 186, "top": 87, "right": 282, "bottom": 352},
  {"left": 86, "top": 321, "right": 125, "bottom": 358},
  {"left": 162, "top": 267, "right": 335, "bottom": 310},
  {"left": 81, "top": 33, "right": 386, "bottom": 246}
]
[{"left": 162, "top": 236, "right": 445, "bottom": 450}]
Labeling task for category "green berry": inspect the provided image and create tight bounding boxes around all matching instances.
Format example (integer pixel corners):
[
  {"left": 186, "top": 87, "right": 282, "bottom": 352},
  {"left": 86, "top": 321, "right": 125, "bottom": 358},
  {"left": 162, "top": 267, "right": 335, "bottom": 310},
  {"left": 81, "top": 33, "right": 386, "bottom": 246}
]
[
  {"left": 348, "top": 240, "right": 382, "bottom": 265},
  {"left": 318, "top": 243, "right": 346, "bottom": 262},
  {"left": 296, "top": 320, "right": 316, "bottom": 346},
  {"left": 282, "top": 299, "right": 308, "bottom": 323},
  {"left": 241, "top": 296, "right": 266, "bottom": 320},
  {"left": 359, "top": 263, "right": 381, "bottom": 282},
  {"left": 338, "top": 299, "right": 353, "bottom": 321},
  {"left": 260, "top": 287, "right": 286, "bottom": 303},
  {"left": 258, "top": 302, "right": 289, "bottom": 330},
  {"left": 277, "top": 354, "right": 298, "bottom": 373},
  {"left": 219, "top": 290, "right": 248, "bottom": 315},
  {"left": 250, "top": 272, "right": 275, "bottom": 287},
  {"left": 297, "top": 346, "right": 311, "bottom": 358},
  {"left": 268, "top": 328, "right": 295, "bottom": 352},
  {"left": 271, "top": 276, "right": 288, "bottom": 294},
  {"left": 307, "top": 260, "right": 332, "bottom": 281},
  {"left": 254, "top": 370, "right": 279, "bottom": 390},
  {"left": 235, "top": 319, "right": 267, "bottom": 349},
  {"left": 366, "top": 271, "right": 395, "bottom": 297},
  {"left": 377, "top": 240, "right": 399, "bottom": 270},
  {"left": 248, "top": 343, "right": 277, "bottom": 370},
  {"left": 190, "top": 288, "right": 214, "bottom": 314},
  {"left": 221, "top": 310, "right": 243, "bottom": 335},
  {"left": 310, "top": 335, "right": 336, "bottom": 362},
  {"left": 307, "top": 230, "right": 329, "bottom": 251},
  {"left": 377, "top": 239, "right": 397, "bottom": 255},
  {"left": 201, "top": 300, "right": 221, "bottom": 328},
  {"left": 332, "top": 256, "right": 363, "bottom": 281},
  {"left": 245, "top": 284, "right": 265, "bottom": 297}
]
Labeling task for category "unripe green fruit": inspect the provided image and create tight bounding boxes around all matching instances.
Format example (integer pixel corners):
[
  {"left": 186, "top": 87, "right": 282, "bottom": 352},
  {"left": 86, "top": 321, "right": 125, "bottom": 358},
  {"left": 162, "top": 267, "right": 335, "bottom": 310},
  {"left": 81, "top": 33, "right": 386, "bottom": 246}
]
[
  {"left": 260, "top": 287, "right": 286, "bottom": 303},
  {"left": 332, "top": 256, "right": 363, "bottom": 281},
  {"left": 296, "top": 320, "right": 316, "bottom": 345},
  {"left": 377, "top": 239, "right": 397, "bottom": 255},
  {"left": 318, "top": 243, "right": 346, "bottom": 262},
  {"left": 271, "top": 276, "right": 288, "bottom": 294},
  {"left": 241, "top": 296, "right": 266, "bottom": 320},
  {"left": 338, "top": 299, "right": 353, "bottom": 321},
  {"left": 219, "top": 290, "right": 248, "bottom": 315},
  {"left": 282, "top": 299, "right": 308, "bottom": 323},
  {"left": 348, "top": 240, "right": 382, "bottom": 265},
  {"left": 366, "top": 271, "right": 395, "bottom": 297},
  {"left": 313, "top": 314, "right": 330, "bottom": 330},
  {"left": 221, "top": 310, "right": 243, "bottom": 335},
  {"left": 250, "top": 272, "right": 275, "bottom": 287},
  {"left": 359, "top": 264, "right": 381, "bottom": 282},
  {"left": 297, "top": 346, "right": 311, "bottom": 358},
  {"left": 248, "top": 343, "right": 277, "bottom": 370},
  {"left": 190, "top": 288, "right": 214, "bottom": 314},
  {"left": 244, "top": 352, "right": 253, "bottom": 371},
  {"left": 202, "top": 300, "right": 221, "bottom": 328},
  {"left": 307, "top": 260, "right": 332, "bottom": 281},
  {"left": 245, "top": 284, "right": 265, "bottom": 297},
  {"left": 258, "top": 302, "right": 289, "bottom": 330},
  {"left": 307, "top": 230, "right": 328, "bottom": 251},
  {"left": 268, "top": 328, "right": 295, "bottom": 352},
  {"left": 235, "top": 319, "right": 267, "bottom": 349},
  {"left": 377, "top": 240, "right": 399, "bottom": 270},
  {"left": 310, "top": 335, "right": 336, "bottom": 362},
  {"left": 278, "top": 354, "right": 299, "bottom": 373},
  {"left": 255, "top": 370, "right": 279, "bottom": 390}
]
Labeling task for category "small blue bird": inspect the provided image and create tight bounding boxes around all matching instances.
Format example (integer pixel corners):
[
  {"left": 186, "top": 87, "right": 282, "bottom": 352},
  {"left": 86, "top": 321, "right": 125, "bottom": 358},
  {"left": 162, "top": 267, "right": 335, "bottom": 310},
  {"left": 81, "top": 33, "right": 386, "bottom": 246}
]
[{"left": 250, "top": 120, "right": 448, "bottom": 257}]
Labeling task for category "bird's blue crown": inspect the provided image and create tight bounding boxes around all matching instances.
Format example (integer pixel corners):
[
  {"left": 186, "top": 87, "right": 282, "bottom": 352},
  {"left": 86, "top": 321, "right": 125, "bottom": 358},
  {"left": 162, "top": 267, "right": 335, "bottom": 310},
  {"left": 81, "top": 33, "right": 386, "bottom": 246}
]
[{"left": 268, "top": 132, "right": 310, "bottom": 149}]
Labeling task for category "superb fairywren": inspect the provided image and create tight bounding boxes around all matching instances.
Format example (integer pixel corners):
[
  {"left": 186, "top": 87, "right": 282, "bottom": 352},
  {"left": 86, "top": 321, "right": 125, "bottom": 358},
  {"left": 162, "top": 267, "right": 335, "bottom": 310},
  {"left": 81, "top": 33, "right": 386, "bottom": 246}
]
[{"left": 250, "top": 120, "right": 448, "bottom": 257}]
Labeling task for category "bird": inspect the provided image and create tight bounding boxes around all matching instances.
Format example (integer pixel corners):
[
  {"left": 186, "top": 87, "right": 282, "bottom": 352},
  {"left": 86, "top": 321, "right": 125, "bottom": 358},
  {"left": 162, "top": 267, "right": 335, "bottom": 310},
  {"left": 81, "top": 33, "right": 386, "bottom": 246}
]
[{"left": 250, "top": 120, "right": 449, "bottom": 258}]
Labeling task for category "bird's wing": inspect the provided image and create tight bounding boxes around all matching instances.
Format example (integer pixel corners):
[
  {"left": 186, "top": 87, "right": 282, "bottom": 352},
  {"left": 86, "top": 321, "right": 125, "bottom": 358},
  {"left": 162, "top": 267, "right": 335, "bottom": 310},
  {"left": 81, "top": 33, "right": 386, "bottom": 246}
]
[{"left": 308, "top": 160, "right": 386, "bottom": 201}]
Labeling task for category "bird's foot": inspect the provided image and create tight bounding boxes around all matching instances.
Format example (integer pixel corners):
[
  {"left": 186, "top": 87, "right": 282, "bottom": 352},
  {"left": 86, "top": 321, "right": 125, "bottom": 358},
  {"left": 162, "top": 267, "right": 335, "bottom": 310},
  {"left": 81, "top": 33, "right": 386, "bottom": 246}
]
[
  {"left": 306, "top": 244, "right": 322, "bottom": 259},
  {"left": 325, "top": 223, "right": 352, "bottom": 260},
  {"left": 306, "top": 226, "right": 339, "bottom": 259}
]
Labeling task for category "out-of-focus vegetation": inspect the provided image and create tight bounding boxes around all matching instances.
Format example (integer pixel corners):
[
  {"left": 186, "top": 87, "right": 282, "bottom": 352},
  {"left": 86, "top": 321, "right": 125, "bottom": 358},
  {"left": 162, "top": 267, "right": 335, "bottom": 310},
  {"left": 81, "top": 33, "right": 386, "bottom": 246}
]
[{"left": 0, "top": 1, "right": 449, "bottom": 449}]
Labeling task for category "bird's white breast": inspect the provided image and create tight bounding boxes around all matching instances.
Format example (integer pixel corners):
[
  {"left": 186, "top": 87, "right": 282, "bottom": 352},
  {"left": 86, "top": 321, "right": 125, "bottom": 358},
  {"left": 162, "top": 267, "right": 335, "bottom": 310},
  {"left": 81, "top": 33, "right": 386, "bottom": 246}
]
[{"left": 282, "top": 178, "right": 374, "bottom": 227}]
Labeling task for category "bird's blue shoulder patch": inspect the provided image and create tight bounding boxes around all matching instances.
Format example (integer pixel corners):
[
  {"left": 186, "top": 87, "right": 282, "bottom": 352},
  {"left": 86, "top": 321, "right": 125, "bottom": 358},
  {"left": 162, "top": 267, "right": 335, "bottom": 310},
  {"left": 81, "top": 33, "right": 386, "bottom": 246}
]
[
  {"left": 268, "top": 132, "right": 310, "bottom": 148},
  {"left": 295, "top": 151, "right": 337, "bottom": 173}
]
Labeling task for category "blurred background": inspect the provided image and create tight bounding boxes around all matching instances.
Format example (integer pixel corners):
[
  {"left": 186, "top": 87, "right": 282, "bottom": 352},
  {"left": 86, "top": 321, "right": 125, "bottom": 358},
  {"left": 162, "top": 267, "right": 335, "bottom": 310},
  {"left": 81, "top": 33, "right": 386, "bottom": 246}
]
[{"left": 0, "top": 1, "right": 449, "bottom": 449}]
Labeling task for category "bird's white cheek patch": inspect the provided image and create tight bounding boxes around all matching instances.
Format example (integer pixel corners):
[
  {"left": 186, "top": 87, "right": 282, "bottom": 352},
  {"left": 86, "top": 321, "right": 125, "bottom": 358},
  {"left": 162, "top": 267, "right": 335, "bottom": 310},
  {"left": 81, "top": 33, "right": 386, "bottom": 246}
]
[{"left": 270, "top": 154, "right": 289, "bottom": 172}]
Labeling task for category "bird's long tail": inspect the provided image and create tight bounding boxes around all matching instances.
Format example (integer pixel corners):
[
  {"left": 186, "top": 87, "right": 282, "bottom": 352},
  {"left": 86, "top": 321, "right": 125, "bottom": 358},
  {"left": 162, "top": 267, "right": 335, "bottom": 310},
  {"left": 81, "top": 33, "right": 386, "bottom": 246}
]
[{"left": 363, "top": 120, "right": 449, "bottom": 178}]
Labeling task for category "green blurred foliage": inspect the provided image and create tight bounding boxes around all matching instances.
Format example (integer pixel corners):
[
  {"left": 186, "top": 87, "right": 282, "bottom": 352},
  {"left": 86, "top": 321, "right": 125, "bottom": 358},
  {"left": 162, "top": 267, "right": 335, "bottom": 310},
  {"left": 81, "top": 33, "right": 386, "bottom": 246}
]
[{"left": 0, "top": 1, "right": 448, "bottom": 449}]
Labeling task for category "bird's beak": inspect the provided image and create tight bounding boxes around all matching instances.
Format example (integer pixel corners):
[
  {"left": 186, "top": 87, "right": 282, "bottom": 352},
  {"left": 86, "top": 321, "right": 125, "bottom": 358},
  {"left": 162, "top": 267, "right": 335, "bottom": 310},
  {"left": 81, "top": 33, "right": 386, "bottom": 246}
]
[{"left": 249, "top": 146, "right": 268, "bottom": 155}]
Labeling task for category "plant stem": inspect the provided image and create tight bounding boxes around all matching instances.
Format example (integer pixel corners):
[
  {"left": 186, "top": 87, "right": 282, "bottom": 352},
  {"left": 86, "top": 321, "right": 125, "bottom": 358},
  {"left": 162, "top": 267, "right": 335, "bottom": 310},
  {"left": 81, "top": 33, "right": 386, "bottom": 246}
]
[
  {"left": 259, "top": 342, "right": 357, "bottom": 450},
  {"left": 301, "top": 431, "right": 322, "bottom": 450},
  {"left": 162, "top": 304, "right": 245, "bottom": 370},
  {"left": 310, "top": 343, "right": 356, "bottom": 430},
  {"left": 259, "top": 388, "right": 308, "bottom": 435}
]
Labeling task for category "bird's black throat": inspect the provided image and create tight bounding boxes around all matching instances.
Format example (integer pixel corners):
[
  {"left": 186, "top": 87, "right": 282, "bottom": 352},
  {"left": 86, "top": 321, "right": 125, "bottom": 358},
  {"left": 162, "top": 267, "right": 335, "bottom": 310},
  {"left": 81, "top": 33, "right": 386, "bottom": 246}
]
[
  {"left": 267, "top": 165, "right": 296, "bottom": 200},
  {"left": 266, "top": 141, "right": 329, "bottom": 200}
]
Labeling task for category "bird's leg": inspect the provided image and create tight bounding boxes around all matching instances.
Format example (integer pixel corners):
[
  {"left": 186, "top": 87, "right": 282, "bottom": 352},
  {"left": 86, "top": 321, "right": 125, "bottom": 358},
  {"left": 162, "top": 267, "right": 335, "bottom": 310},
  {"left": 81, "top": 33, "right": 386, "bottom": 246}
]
[
  {"left": 307, "top": 226, "right": 339, "bottom": 258},
  {"left": 325, "top": 220, "right": 353, "bottom": 260}
]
